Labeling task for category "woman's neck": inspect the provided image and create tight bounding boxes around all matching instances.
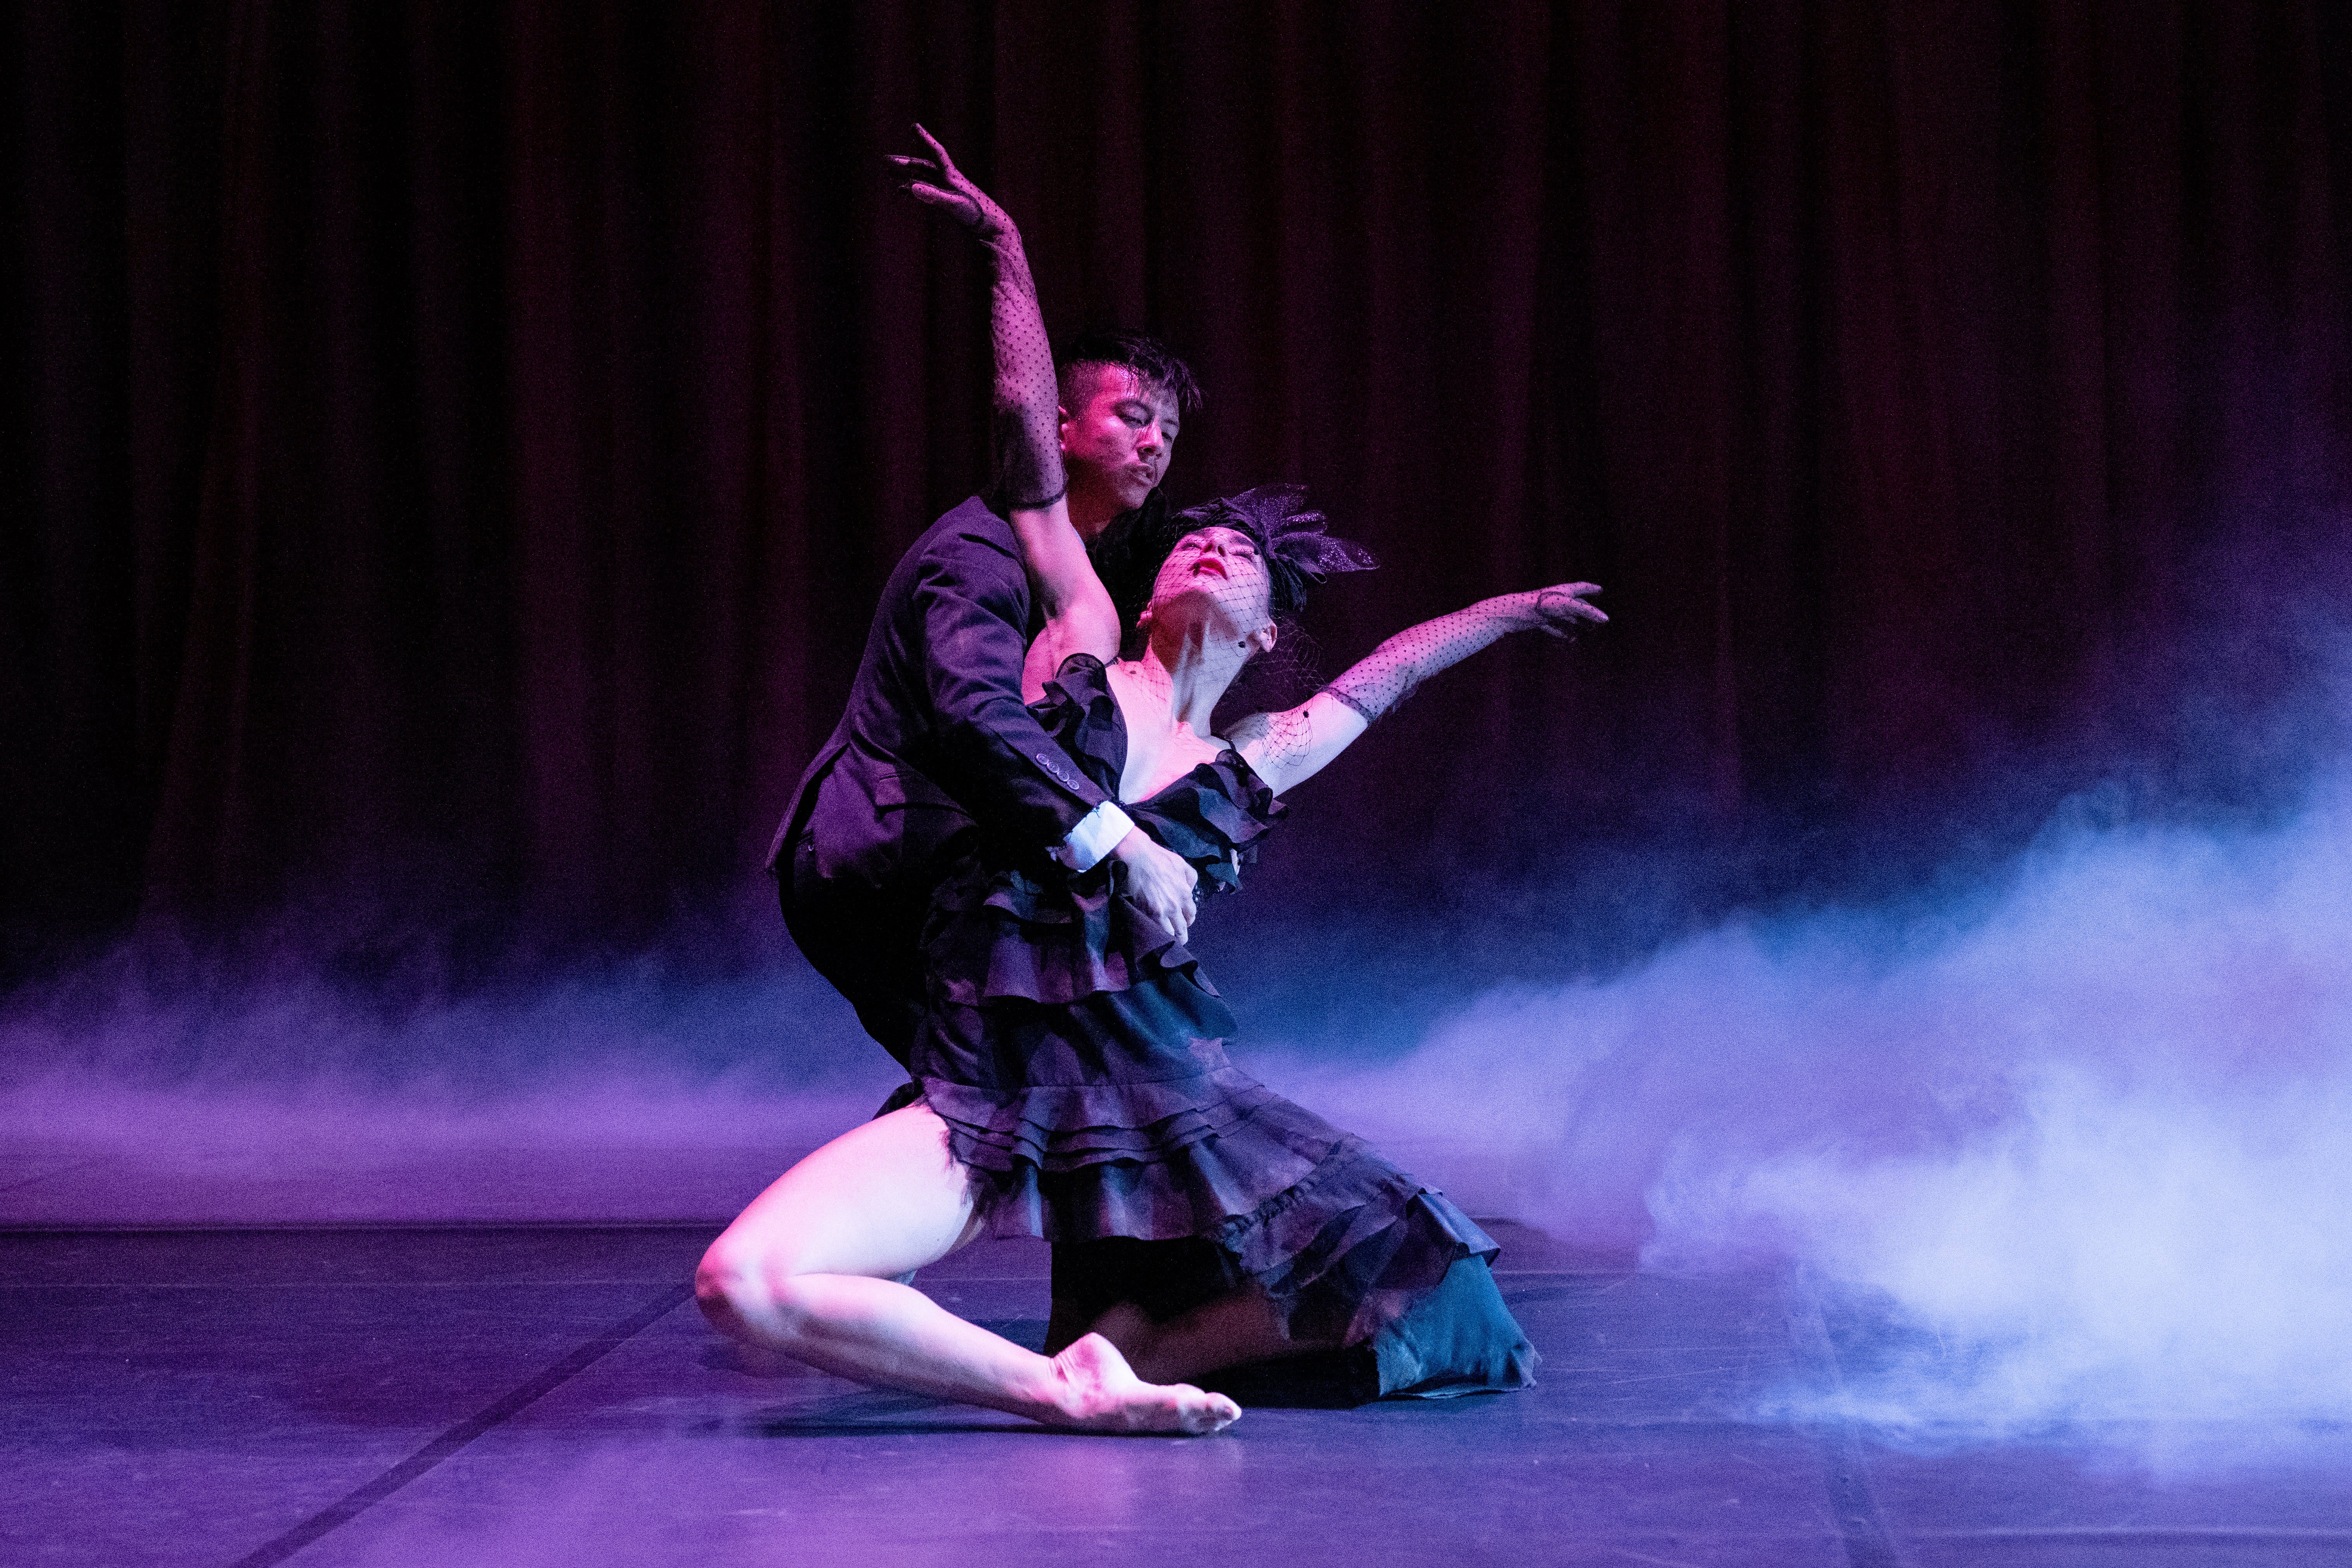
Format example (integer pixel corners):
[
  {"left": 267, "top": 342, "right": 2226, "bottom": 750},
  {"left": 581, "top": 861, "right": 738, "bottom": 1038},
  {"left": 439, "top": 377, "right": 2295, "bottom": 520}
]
[{"left": 1126, "top": 620, "right": 1249, "bottom": 737}]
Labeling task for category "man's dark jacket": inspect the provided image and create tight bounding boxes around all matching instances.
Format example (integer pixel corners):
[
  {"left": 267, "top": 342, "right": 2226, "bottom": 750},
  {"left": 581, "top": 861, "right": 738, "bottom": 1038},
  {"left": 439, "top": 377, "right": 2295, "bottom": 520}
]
[
  {"left": 770, "top": 493, "right": 1119, "bottom": 878},
  {"left": 769, "top": 497, "right": 1120, "bottom": 1061}
]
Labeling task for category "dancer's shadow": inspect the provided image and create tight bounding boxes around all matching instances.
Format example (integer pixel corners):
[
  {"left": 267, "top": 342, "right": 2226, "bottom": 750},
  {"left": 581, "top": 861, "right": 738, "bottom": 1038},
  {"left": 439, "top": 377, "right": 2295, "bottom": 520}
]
[
  {"left": 743, "top": 1389, "right": 1170, "bottom": 1437},
  {"left": 709, "top": 1316, "right": 1391, "bottom": 1425}
]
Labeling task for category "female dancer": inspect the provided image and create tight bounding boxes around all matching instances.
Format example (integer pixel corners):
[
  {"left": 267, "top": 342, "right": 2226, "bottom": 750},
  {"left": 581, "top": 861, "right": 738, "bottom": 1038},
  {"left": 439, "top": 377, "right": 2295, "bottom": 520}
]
[{"left": 696, "top": 133, "right": 1605, "bottom": 1434}]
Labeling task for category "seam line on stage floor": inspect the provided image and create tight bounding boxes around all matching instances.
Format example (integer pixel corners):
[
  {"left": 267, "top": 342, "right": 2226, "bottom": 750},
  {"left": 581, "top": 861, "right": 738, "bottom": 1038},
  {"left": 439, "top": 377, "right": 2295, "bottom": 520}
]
[
  {"left": 1784, "top": 1285, "right": 1906, "bottom": 1568},
  {"left": 224, "top": 1279, "right": 694, "bottom": 1568}
]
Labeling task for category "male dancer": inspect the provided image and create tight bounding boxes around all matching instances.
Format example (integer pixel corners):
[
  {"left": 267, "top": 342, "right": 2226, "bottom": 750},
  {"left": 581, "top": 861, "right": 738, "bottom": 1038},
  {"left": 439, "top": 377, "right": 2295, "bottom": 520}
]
[{"left": 769, "top": 131, "right": 1200, "bottom": 1075}]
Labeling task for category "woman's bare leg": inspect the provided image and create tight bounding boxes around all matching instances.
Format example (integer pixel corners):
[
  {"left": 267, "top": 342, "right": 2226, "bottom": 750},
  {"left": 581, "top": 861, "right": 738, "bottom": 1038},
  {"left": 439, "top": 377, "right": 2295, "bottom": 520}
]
[{"left": 695, "top": 1105, "right": 1240, "bottom": 1434}]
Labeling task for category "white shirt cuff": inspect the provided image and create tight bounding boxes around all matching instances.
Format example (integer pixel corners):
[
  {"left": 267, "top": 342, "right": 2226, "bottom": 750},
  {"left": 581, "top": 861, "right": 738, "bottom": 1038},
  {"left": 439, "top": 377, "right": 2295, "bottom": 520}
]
[{"left": 1049, "top": 800, "right": 1134, "bottom": 872}]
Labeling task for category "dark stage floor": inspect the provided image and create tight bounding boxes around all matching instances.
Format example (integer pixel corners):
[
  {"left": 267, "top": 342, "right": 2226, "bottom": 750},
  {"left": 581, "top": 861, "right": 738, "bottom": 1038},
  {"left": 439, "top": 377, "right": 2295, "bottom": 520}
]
[{"left": 9, "top": 1222, "right": 2352, "bottom": 1568}]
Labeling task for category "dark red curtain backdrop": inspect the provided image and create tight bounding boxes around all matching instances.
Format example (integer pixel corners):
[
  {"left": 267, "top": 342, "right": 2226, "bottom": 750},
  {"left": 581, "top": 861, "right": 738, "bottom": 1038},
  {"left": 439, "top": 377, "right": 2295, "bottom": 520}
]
[{"left": 8, "top": 2, "right": 2350, "bottom": 968}]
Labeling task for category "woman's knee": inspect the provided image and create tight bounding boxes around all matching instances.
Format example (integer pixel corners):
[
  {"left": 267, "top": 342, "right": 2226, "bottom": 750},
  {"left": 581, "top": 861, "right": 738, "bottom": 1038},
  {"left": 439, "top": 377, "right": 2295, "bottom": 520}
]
[
  {"left": 691, "top": 1231, "right": 804, "bottom": 1335},
  {"left": 694, "top": 1236, "right": 755, "bottom": 1333},
  {"left": 695, "top": 1234, "right": 818, "bottom": 1339}
]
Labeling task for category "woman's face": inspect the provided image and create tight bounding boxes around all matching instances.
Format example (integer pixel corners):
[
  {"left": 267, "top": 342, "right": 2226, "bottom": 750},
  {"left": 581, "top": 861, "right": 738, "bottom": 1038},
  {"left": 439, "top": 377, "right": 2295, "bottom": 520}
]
[{"left": 1145, "top": 525, "right": 1274, "bottom": 634}]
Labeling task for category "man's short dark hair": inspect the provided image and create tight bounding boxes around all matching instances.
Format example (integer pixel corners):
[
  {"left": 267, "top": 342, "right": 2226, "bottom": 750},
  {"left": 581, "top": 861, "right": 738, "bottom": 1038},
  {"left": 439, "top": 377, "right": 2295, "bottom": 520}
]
[{"left": 1054, "top": 328, "right": 1203, "bottom": 414}]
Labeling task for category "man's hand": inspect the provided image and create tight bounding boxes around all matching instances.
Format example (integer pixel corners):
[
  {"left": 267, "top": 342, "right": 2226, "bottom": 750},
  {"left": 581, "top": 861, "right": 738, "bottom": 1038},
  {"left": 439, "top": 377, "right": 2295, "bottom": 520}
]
[
  {"left": 1110, "top": 826, "right": 1199, "bottom": 945},
  {"left": 889, "top": 125, "right": 1012, "bottom": 242}
]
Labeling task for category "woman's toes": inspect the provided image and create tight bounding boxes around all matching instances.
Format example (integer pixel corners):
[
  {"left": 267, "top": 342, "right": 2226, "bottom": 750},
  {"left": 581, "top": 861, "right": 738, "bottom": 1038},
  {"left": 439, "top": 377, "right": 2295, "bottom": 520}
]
[{"left": 1184, "top": 1390, "right": 1242, "bottom": 1434}]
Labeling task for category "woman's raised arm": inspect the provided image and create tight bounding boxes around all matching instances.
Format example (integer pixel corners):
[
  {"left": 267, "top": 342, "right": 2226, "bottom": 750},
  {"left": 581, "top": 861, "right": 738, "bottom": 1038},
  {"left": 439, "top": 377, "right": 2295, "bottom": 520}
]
[
  {"left": 893, "top": 127, "right": 1119, "bottom": 698},
  {"left": 1228, "top": 584, "right": 1605, "bottom": 795}
]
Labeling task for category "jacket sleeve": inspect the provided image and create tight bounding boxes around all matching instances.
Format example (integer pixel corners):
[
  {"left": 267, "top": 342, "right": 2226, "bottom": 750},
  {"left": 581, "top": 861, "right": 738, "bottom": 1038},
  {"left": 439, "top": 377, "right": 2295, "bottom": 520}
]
[{"left": 914, "top": 522, "right": 1112, "bottom": 846}]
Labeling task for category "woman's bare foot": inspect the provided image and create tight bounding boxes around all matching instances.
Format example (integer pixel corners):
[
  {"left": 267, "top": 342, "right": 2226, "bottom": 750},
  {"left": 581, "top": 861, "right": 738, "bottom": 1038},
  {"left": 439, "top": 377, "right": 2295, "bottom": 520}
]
[{"left": 1041, "top": 1333, "right": 1241, "bottom": 1434}]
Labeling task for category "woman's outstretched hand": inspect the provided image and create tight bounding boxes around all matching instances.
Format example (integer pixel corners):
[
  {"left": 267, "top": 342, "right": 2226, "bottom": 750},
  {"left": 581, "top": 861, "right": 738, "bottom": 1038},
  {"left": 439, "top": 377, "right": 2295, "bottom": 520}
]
[
  {"left": 1518, "top": 583, "right": 1607, "bottom": 638},
  {"left": 890, "top": 125, "right": 1013, "bottom": 242}
]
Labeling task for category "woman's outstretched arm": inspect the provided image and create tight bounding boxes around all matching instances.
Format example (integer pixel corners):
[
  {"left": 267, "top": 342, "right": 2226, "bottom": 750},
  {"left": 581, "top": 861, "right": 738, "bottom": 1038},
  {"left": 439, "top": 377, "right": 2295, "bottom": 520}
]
[
  {"left": 1228, "top": 584, "right": 1605, "bottom": 795},
  {"left": 893, "top": 128, "right": 1120, "bottom": 697}
]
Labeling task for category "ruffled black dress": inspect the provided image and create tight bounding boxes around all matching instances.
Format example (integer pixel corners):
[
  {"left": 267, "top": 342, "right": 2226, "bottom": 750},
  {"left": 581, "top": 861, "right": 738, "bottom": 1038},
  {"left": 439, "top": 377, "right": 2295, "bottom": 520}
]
[{"left": 911, "top": 655, "right": 1535, "bottom": 1400}]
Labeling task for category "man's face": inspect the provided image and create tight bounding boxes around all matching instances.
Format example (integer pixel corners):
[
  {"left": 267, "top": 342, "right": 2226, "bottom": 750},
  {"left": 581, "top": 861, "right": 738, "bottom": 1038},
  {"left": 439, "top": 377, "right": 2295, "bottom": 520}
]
[{"left": 1059, "top": 365, "right": 1181, "bottom": 512}]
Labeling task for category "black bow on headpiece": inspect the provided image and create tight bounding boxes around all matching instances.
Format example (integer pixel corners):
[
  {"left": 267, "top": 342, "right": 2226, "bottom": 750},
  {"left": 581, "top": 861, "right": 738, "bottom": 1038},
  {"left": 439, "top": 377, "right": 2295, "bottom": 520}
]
[{"left": 1171, "top": 484, "right": 1376, "bottom": 616}]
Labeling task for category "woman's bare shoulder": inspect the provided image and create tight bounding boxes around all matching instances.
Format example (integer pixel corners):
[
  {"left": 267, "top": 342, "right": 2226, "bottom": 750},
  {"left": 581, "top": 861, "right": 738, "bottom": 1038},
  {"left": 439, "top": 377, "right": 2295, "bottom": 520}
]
[{"left": 1221, "top": 709, "right": 1275, "bottom": 745}]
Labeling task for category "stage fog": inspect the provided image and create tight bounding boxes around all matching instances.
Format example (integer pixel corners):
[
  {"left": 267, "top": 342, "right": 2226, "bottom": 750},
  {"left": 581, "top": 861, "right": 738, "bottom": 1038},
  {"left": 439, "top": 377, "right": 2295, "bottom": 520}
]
[{"left": 13, "top": 599, "right": 2352, "bottom": 1453}]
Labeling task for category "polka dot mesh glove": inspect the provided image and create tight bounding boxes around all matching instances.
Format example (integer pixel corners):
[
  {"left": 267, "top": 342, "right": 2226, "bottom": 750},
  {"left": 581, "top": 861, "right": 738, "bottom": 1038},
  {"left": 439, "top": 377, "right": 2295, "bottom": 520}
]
[
  {"left": 1324, "top": 586, "right": 1605, "bottom": 721},
  {"left": 893, "top": 125, "right": 1066, "bottom": 509}
]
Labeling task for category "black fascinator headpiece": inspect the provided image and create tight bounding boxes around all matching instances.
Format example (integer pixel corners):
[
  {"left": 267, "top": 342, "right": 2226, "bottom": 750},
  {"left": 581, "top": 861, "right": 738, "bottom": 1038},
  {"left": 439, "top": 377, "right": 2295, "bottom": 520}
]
[{"left": 1169, "top": 484, "right": 1376, "bottom": 617}]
